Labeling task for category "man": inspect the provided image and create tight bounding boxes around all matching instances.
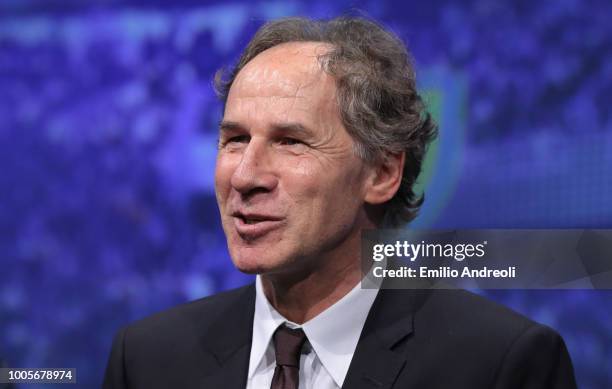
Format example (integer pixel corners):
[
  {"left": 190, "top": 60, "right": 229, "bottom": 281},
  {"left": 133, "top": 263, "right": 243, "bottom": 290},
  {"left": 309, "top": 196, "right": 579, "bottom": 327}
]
[{"left": 103, "top": 17, "right": 576, "bottom": 389}]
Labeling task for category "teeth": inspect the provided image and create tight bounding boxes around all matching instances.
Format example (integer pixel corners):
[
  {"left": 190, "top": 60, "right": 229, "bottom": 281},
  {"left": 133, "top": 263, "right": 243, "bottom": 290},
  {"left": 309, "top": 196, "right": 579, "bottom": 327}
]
[{"left": 244, "top": 218, "right": 259, "bottom": 224}]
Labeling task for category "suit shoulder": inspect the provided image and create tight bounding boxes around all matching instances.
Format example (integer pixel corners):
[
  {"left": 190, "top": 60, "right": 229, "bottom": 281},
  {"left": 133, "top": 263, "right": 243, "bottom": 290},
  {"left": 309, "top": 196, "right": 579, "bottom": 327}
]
[
  {"left": 417, "top": 289, "right": 560, "bottom": 346},
  {"left": 400, "top": 289, "right": 574, "bottom": 387},
  {"left": 105, "top": 284, "right": 256, "bottom": 388},
  {"left": 124, "top": 283, "right": 254, "bottom": 339},
  {"left": 434, "top": 289, "right": 536, "bottom": 324}
]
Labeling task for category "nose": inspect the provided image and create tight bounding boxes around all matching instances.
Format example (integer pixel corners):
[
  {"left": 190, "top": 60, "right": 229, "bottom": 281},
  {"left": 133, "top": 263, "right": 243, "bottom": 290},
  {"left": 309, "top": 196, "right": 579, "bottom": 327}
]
[{"left": 230, "top": 138, "right": 278, "bottom": 196}]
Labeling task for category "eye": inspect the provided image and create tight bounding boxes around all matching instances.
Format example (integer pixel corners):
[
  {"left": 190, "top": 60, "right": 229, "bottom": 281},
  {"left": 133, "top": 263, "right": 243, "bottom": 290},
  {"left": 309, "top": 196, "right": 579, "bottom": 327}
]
[
  {"left": 278, "top": 137, "right": 303, "bottom": 146},
  {"left": 220, "top": 135, "right": 250, "bottom": 148},
  {"left": 227, "top": 135, "right": 250, "bottom": 143}
]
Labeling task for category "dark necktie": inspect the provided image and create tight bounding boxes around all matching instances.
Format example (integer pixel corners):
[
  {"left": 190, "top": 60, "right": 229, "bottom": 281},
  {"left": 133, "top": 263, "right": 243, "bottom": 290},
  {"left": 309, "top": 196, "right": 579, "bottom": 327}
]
[{"left": 270, "top": 325, "right": 307, "bottom": 389}]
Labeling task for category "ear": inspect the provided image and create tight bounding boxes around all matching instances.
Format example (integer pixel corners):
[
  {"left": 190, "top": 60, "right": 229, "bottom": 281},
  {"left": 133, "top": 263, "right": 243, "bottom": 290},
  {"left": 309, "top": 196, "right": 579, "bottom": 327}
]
[{"left": 364, "top": 152, "right": 405, "bottom": 205}]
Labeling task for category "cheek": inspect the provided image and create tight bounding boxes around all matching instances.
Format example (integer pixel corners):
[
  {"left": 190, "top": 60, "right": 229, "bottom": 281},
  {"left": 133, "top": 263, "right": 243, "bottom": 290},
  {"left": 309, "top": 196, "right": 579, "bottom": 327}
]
[
  {"left": 214, "top": 156, "right": 235, "bottom": 204},
  {"left": 281, "top": 158, "right": 324, "bottom": 205},
  {"left": 285, "top": 157, "right": 364, "bottom": 218},
  {"left": 324, "top": 167, "right": 366, "bottom": 222}
]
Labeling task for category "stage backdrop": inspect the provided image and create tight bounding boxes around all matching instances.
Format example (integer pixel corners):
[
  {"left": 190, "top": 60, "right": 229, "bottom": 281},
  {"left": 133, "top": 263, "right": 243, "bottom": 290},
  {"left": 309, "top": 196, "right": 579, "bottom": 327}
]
[{"left": 1, "top": 0, "right": 611, "bottom": 388}]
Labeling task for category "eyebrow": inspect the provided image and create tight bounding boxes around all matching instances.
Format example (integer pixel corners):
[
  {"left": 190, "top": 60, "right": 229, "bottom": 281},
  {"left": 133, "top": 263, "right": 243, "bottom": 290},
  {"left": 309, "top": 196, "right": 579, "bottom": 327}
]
[
  {"left": 218, "top": 120, "right": 315, "bottom": 138},
  {"left": 271, "top": 122, "right": 314, "bottom": 138},
  {"left": 218, "top": 120, "right": 244, "bottom": 133}
]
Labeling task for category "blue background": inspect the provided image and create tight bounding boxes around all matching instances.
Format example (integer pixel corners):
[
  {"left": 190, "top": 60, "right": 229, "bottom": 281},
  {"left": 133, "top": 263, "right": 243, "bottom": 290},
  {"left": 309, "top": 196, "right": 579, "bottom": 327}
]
[{"left": 1, "top": 0, "right": 611, "bottom": 388}]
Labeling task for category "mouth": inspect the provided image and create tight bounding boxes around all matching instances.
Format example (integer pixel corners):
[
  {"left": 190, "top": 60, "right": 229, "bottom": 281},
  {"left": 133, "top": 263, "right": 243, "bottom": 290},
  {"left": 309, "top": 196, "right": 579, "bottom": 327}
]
[
  {"left": 231, "top": 212, "right": 284, "bottom": 240},
  {"left": 237, "top": 215, "right": 274, "bottom": 224}
]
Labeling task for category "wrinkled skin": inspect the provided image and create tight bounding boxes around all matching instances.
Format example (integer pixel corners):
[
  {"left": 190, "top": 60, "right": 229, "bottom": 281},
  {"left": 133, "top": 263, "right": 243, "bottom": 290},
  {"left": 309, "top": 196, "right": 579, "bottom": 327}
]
[{"left": 215, "top": 42, "right": 403, "bottom": 319}]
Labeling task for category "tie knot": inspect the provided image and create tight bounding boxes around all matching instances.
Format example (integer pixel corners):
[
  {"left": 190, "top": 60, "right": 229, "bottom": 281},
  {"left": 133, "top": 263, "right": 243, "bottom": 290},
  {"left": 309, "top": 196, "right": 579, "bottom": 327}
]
[{"left": 272, "top": 325, "right": 307, "bottom": 367}]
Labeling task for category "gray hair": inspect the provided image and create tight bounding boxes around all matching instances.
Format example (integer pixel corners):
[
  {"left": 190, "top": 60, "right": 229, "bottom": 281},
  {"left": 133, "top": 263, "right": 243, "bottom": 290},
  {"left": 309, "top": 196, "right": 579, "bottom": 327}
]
[{"left": 215, "top": 16, "right": 438, "bottom": 226}]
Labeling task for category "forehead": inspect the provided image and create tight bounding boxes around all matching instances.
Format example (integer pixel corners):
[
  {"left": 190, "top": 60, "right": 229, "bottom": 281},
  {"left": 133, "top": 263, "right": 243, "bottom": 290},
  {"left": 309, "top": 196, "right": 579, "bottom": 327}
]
[{"left": 227, "top": 42, "right": 336, "bottom": 106}]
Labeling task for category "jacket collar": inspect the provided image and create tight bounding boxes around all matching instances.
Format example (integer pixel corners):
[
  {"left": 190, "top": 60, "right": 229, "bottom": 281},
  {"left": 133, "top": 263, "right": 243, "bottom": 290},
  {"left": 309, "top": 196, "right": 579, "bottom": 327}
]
[
  {"left": 195, "top": 282, "right": 431, "bottom": 389},
  {"left": 198, "top": 284, "right": 256, "bottom": 389},
  {"left": 342, "top": 288, "right": 431, "bottom": 389}
]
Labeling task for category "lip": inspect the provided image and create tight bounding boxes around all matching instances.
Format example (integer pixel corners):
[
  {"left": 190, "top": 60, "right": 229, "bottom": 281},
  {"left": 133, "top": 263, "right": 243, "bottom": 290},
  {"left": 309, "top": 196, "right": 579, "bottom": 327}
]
[{"left": 232, "top": 213, "right": 285, "bottom": 240}]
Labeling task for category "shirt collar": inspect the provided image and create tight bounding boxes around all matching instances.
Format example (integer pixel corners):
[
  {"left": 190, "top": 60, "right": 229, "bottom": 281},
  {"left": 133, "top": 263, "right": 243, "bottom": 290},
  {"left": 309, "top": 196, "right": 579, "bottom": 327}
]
[
  {"left": 248, "top": 276, "right": 287, "bottom": 380},
  {"left": 249, "top": 275, "right": 379, "bottom": 387}
]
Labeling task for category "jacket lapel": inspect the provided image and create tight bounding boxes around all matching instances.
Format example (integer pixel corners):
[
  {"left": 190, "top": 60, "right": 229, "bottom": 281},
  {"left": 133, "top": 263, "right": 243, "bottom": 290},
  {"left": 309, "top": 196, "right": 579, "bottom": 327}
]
[
  {"left": 342, "top": 288, "right": 431, "bottom": 389},
  {"left": 198, "top": 284, "right": 256, "bottom": 389}
]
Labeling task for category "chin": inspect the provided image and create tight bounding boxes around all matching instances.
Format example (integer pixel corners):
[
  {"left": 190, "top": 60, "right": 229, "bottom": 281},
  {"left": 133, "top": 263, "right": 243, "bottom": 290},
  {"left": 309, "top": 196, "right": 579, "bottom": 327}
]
[
  {"left": 230, "top": 245, "right": 306, "bottom": 277},
  {"left": 233, "top": 264, "right": 264, "bottom": 275},
  {"left": 230, "top": 248, "right": 280, "bottom": 275}
]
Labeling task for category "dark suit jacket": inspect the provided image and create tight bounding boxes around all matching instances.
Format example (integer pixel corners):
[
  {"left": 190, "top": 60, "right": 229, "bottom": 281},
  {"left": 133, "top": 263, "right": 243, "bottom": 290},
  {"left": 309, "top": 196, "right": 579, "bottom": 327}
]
[
  {"left": 103, "top": 285, "right": 577, "bottom": 389},
  {"left": 0, "top": 358, "right": 15, "bottom": 389}
]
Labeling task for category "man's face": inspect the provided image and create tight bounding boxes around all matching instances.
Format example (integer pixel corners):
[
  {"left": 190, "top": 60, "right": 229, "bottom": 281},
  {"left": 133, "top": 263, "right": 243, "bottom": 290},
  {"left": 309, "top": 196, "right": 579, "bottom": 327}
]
[{"left": 215, "top": 42, "right": 372, "bottom": 276}]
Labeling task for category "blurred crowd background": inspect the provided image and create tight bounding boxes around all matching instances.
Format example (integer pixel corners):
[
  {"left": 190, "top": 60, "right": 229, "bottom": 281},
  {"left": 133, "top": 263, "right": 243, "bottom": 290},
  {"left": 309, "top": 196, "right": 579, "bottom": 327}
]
[{"left": 1, "top": 0, "right": 611, "bottom": 387}]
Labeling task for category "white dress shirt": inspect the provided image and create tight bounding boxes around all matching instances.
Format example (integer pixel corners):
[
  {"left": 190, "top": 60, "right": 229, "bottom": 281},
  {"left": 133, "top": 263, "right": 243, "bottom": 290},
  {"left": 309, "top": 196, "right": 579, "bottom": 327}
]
[{"left": 247, "top": 275, "right": 379, "bottom": 389}]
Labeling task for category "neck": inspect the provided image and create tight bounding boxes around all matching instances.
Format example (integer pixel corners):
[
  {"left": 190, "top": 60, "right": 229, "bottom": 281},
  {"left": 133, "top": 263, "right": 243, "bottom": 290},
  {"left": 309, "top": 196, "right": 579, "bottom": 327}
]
[
  {"left": 260, "top": 230, "right": 366, "bottom": 324},
  {"left": 261, "top": 259, "right": 361, "bottom": 324}
]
